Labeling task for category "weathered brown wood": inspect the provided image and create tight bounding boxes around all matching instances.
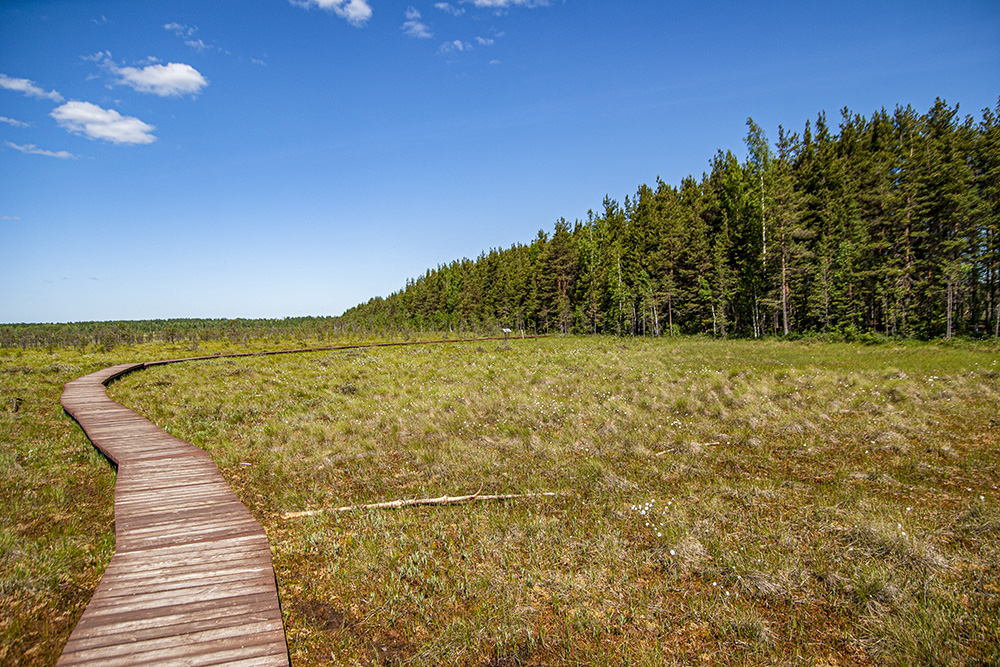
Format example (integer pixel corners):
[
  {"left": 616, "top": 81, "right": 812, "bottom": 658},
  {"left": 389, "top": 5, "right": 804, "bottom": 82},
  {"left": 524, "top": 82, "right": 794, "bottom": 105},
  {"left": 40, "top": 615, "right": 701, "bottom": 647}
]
[{"left": 58, "top": 364, "right": 289, "bottom": 667}]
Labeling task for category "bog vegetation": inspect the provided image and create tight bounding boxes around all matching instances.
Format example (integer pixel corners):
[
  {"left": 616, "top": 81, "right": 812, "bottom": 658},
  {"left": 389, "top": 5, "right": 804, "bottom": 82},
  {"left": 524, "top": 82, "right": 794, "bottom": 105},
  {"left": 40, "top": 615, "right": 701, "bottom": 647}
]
[
  {"left": 111, "top": 337, "right": 1000, "bottom": 666},
  {"left": 4, "top": 331, "right": 997, "bottom": 666}
]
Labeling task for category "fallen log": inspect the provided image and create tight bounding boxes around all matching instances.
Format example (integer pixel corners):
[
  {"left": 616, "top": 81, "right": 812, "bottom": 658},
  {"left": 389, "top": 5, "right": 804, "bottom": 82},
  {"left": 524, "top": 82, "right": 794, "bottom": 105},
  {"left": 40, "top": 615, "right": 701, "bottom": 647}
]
[{"left": 281, "top": 487, "right": 561, "bottom": 519}]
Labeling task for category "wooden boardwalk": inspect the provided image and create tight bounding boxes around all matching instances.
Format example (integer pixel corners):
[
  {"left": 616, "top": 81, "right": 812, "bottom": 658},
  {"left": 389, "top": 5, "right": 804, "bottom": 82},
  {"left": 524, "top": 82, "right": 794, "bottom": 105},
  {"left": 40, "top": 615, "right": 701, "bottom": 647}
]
[{"left": 58, "top": 363, "right": 289, "bottom": 666}]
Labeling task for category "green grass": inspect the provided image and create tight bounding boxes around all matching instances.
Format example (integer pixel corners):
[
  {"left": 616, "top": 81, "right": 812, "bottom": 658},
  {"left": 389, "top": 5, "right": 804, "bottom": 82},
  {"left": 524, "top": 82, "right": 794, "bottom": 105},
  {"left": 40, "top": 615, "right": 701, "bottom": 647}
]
[
  {"left": 94, "top": 336, "right": 1000, "bottom": 666},
  {"left": 0, "top": 348, "right": 118, "bottom": 666}
]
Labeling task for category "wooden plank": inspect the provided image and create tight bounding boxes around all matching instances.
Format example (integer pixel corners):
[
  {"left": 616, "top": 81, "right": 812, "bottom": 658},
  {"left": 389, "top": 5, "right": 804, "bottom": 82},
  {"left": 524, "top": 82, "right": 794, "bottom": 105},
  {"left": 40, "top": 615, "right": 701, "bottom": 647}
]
[
  {"left": 100, "top": 534, "right": 273, "bottom": 568},
  {"left": 57, "top": 617, "right": 285, "bottom": 660},
  {"left": 69, "top": 591, "right": 281, "bottom": 634},
  {"left": 77, "top": 579, "right": 280, "bottom": 616},
  {"left": 57, "top": 365, "right": 289, "bottom": 666},
  {"left": 61, "top": 637, "right": 289, "bottom": 667}
]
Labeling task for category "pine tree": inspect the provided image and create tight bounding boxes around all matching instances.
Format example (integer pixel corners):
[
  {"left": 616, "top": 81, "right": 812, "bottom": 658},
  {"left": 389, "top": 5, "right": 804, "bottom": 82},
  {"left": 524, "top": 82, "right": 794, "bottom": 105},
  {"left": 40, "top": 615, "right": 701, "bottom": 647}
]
[
  {"left": 744, "top": 120, "right": 773, "bottom": 334},
  {"left": 676, "top": 175, "right": 714, "bottom": 333},
  {"left": 539, "top": 218, "right": 579, "bottom": 334},
  {"left": 600, "top": 197, "right": 628, "bottom": 336},
  {"left": 911, "top": 99, "right": 976, "bottom": 338},
  {"left": 771, "top": 125, "right": 806, "bottom": 334},
  {"left": 974, "top": 99, "right": 1000, "bottom": 337},
  {"left": 575, "top": 211, "right": 605, "bottom": 334},
  {"left": 888, "top": 104, "right": 923, "bottom": 336},
  {"left": 704, "top": 153, "right": 742, "bottom": 336}
]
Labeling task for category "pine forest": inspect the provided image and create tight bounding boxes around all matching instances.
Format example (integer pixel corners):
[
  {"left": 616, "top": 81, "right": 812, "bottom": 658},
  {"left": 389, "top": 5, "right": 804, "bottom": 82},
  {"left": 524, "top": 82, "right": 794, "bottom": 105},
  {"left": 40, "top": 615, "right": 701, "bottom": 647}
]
[{"left": 340, "top": 98, "right": 1000, "bottom": 340}]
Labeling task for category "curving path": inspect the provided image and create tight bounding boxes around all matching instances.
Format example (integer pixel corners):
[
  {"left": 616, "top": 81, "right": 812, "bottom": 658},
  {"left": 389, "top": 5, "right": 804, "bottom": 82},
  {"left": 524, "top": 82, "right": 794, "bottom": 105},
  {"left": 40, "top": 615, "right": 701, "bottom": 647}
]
[
  {"left": 58, "top": 362, "right": 289, "bottom": 666},
  {"left": 58, "top": 336, "right": 544, "bottom": 665}
]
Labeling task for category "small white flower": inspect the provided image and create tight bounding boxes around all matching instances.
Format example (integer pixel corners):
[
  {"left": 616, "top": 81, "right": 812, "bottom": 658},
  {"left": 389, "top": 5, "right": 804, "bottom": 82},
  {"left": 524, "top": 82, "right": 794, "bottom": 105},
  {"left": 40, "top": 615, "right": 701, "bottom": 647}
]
[{"left": 669, "top": 549, "right": 676, "bottom": 556}]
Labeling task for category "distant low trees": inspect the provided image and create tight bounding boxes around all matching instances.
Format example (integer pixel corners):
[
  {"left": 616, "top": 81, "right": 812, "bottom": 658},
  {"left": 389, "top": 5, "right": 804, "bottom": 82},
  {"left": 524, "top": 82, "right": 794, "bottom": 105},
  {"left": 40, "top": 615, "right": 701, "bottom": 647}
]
[
  {"left": 339, "top": 97, "right": 1000, "bottom": 340},
  {"left": 0, "top": 317, "right": 347, "bottom": 350}
]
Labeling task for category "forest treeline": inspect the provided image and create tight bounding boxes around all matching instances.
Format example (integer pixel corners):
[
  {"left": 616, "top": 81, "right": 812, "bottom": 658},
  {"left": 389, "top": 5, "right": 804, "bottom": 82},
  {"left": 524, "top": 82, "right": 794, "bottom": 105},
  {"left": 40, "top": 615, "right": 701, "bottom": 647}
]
[
  {"left": 0, "top": 317, "right": 343, "bottom": 350},
  {"left": 340, "top": 98, "right": 1000, "bottom": 340}
]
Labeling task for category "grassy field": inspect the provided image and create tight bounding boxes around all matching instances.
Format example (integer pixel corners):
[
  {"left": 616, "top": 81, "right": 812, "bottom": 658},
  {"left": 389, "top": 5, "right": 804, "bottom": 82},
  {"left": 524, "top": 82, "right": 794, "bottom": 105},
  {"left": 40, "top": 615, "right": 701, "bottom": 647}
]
[
  {"left": 3, "top": 335, "right": 1000, "bottom": 665},
  {"left": 0, "top": 347, "right": 121, "bottom": 666}
]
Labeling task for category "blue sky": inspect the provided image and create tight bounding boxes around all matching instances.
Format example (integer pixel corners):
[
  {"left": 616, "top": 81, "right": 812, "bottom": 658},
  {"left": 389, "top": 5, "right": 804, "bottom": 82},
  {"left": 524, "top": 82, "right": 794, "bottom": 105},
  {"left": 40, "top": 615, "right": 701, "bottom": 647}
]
[{"left": 1, "top": 0, "right": 998, "bottom": 324}]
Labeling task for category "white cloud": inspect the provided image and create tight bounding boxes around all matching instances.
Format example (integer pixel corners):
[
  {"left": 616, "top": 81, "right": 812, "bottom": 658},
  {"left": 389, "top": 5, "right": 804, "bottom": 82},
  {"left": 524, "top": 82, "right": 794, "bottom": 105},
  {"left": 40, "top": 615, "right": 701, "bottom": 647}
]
[
  {"left": 164, "top": 23, "right": 211, "bottom": 51},
  {"left": 475, "top": 36, "right": 494, "bottom": 46},
  {"left": 88, "top": 53, "right": 207, "bottom": 96},
  {"left": 164, "top": 22, "right": 196, "bottom": 38},
  {"left": 0, "top": 74, "right": 63, "bottom": 102},
  {"left": 0, "top": 216, "right": 21, "bottom": 221},
  {"left": 440, "top": 39, "right": 472, "bottom": 53},
  {"left": 110, "top": 61, "right": 208, "bottom": 97},
  {"left": 465, "top": 0, "right": 550, "bottom": 7},
  {"left": 402, "top": 7, "right": 433, "bottom": 38},
  {"left": 435, "top": 2, "right": 465, "bottom": 15},
  {"left": 5, "top": 141, "right": 77, "bottom": 159},
  {"left": 0, "top": 116, "right": 29, "bottom": 128},
  {"left": 290, "top": 0, "right": 373, "bottom": 26},
  {"left": 51, "top": 101, "right": 156, "bottom": 145},
  {"left": 82, "top": 50, "right": 113, "bottom": 63}
]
